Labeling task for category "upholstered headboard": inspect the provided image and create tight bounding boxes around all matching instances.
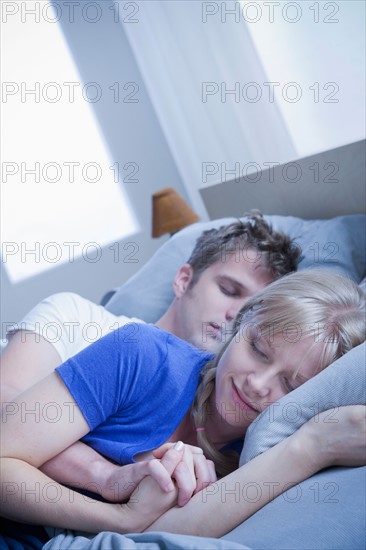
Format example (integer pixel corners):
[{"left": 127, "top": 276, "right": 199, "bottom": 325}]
[{"left": 200, "top": 139, "right": 365, "bottom": 220}]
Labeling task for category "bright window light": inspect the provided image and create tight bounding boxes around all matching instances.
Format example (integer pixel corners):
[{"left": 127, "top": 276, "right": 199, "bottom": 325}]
[
  {"left": 1, "top": 13, "right": 138, "bottom": 283},
  {"left": 243, "top": 0, "right": 365, "bottom": 157}
]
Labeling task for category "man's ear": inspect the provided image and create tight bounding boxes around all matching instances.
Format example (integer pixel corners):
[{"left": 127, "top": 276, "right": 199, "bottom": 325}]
[{"left": 173, "top": 264, "right": 194, "bottom": 298}]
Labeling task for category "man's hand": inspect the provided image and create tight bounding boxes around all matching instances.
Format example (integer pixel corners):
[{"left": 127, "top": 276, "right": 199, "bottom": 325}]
[
  {"left": 153, "top": 442, "right": 217, "bottom": 506},
  {"left": 101, "top": 452, "right": 181, "bottom": 502},
  {"left": 102, "top": 442, "right": 216, "bottom": 505}
]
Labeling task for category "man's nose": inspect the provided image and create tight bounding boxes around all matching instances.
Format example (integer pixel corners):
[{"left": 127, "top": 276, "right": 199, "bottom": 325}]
[{"left": 225, "top": 303, "right": 243, "bottom": 322}]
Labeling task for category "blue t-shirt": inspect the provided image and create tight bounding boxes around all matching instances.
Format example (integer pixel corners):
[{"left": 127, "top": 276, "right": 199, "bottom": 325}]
[{"left": 56, "top": 324, "right": 213, "bottom": 465}]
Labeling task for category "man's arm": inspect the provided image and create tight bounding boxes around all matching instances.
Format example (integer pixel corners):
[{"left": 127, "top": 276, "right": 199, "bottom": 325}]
[
  {"left": 40, "top": 441, "right": 216, "bottom": 505},
  {"left": 40, "top": 441, "right": 129, "bottom": 501}
]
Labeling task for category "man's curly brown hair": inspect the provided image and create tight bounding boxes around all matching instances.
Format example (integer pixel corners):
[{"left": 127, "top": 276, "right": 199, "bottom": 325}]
[{"left": 187, "top": 210, "right": 301, "bottom": 285}]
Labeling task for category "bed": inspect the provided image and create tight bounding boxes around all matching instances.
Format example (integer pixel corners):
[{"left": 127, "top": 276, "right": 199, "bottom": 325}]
[
  {"left": 40, "top": 209, "right": 366, "bottom": 550},
  {"left": 4, "top": 141, "right": 366, "bottom": 550}
]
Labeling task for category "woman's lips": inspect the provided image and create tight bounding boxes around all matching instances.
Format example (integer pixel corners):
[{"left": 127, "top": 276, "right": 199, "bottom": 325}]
[{"left": 231, "top": 382, "right": 259, "bottom": 413}]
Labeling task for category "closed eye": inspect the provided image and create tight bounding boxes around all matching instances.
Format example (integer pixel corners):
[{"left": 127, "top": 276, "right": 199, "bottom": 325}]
[
  {"left": 250, "top": 341, "right": 268, "bottom": 360},
  {"left": 219, "top": 284, "right": 240, "bottom": 298},
  {"left": 283, "top": 373, "right": 309, "bottom": 393},
  {"left": 283, "top": 377, "right": 296, "bottom": 392}
]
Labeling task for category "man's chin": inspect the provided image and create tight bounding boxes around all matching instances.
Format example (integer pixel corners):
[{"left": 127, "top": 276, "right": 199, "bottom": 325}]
[{"left": 195, "top": 337, "right": 222, "bottom": 354}]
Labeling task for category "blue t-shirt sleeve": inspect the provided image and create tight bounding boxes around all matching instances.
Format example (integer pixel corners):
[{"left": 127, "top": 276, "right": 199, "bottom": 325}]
[{"left": 56, "top": 324, "right": 169, "bottom": 429}]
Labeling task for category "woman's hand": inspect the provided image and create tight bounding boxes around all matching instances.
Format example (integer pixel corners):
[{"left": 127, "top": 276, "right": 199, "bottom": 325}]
[
  {"left": 297, "top": 405, "right": 366, "bottom": 470},
  {"left": 153, "top": 442, "right": 217, "bottom": 506},
  {"left": 123, "top": 442, "right": 186, "bottom": 531}
]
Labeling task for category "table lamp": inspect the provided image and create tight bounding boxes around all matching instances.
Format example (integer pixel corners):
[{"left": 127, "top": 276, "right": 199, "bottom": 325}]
[{"left": 152, "top": 187, "right": 200, "bottom": 237}]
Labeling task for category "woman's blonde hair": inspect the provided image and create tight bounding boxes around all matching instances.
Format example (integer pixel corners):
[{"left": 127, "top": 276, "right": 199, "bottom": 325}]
[{"left": 191, "top": 270, "right": 366, "bottom": 477}]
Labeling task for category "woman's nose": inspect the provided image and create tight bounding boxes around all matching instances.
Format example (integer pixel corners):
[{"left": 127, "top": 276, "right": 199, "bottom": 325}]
[{"left": 246, "top": 372, "right": 271, "bottom": 398}]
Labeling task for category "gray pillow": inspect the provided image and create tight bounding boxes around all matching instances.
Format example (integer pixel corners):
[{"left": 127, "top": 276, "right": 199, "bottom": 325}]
[
  {"left": 227, "top": 341, "right": 366, "bottom": 550},
  {"left": 105, "top": 214, "right": 366, "bottom": 322},
  {"left": 223, "top": 465, "right": 365, "bottom": 550}
]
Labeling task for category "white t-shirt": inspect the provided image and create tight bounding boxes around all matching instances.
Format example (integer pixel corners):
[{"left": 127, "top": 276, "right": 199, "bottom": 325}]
[{"left": 6, "top": 292, "right": 145, "bottom": 363}]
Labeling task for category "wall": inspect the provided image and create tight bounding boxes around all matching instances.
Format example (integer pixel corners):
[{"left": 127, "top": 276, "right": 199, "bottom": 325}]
[
  {"left": 1, "top": 1, "right": 186, "bottom": 336},
  {"left": 246, "top": 0, "right": 365, "bottom": 158}
]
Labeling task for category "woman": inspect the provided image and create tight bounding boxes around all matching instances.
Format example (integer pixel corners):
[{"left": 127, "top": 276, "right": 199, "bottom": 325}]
[{"left": 1, "top": 270, "right": 365, "bottom": 536}]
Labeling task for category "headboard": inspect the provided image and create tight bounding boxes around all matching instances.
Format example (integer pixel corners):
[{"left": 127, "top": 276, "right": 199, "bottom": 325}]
[{"left": 200, "top": 139, "right": 365, "bottom": 219}]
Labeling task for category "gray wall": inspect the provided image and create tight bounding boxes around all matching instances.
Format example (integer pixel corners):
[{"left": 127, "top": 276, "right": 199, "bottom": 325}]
[
  {"left": 1, "top": 1, "right": 185, "bottom": 336},
  {"left": 201, "top": 140, "right": 366, "bottom": 220}
]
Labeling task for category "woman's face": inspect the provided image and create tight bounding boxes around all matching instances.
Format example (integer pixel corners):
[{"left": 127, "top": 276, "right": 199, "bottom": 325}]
[{"left": 214, "top": 323, "right": 324, "bottom": 432}]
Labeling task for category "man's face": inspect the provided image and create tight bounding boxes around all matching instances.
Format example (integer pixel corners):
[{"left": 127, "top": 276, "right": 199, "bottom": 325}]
[{"left": 173, "top": 252, "right": 273, "bottom": 353}]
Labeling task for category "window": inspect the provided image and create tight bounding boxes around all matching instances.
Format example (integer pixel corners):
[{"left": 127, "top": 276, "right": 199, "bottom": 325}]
[
  {"left": 1, "top": 11, "right": 138, "bottom": 283},
  {"left": 245, "top": 0, "right": 365, "bottom": 157}
]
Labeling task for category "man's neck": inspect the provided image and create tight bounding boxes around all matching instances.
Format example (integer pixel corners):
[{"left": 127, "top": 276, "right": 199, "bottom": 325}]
[{"left": 154, "top": 305, "right": 178, "bottom": 337}]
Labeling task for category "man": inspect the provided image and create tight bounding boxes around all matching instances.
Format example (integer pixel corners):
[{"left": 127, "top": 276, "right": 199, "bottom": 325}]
[
  {"left": 0, "top": 212, "right": 299, "bottom": 502},
  {"left": 1, "top": 212, "right": 299, "bottom": 402},
  {"left": 156, "top": 214, "right": 299, "bottom": 351}
]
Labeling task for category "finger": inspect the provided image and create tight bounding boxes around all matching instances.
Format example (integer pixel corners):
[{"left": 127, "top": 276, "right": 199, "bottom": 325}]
[
  {"left": 173, "top": 460, "right": 196, "bottom": 507},
  {"left": 158, "top": 441, "right": 185, "bottom": 478},
  {"left": 182, "top": 444, "right": 204, "bottom": 455},
  {"left": 208, "top": 460, "right": 218, "bottom": 483},
  {"left": 173, "top": 447, "right": 196, "bottom": 506},
  {"left": 144, "top": 459, "right": 176, "bottom": 493},
  {"left": 153, "top": 443, "right": 204, "bottom": 459},
  {"left": 192, "top": 456, "right": 217, "bottom": 494},
  {"left": 152, "top": 443, "right": 175, "bottom": 459}
]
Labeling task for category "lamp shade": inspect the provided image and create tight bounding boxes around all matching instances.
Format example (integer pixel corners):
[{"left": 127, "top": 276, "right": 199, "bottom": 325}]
[{"left": 152, "top": 188, "right": 200, "bottom": 237}]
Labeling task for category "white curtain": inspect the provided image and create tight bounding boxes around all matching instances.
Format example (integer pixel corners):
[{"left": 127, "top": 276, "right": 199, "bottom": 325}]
[{"left": 122, "top": 1, "right": 296, "bottom": 218}]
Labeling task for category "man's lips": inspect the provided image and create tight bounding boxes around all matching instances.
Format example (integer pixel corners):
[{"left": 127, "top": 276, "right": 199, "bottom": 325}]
[
  {"left": 207, "top": 322, "right": 222, "bottom": 339},
  {"left": 232, "top": 382, "right": 260, "bottom": 413},
  {"left": 207, "top": 322, "right": 234, "bottom": 340}
]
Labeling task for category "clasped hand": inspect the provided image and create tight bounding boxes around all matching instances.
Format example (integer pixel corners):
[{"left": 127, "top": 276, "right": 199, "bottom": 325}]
[{"left": 102, "top": 441, "right": 216, "bottom": 506}]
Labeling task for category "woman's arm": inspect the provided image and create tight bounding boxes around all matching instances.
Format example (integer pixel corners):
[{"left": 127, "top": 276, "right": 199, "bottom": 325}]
[
  {"left": 1, "top": 331, "right": 172, "bottom": 504},
  {"left": 144, "top": 406, "right": 366, "bottom": 537},
  {"left": 0, "top": 372, "right": 184, "bottom": 532},
  {"left": 1, "top": 331, "right": 133, "bottom": 502},
  {"left": 2, "top": 332, "right": 208, "bottom": 505}
]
